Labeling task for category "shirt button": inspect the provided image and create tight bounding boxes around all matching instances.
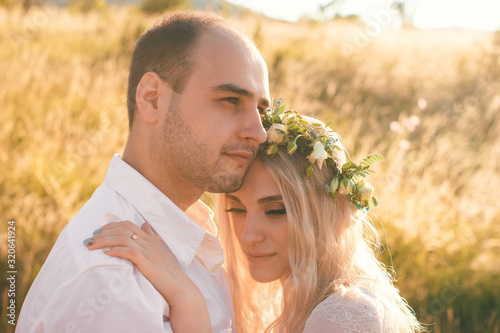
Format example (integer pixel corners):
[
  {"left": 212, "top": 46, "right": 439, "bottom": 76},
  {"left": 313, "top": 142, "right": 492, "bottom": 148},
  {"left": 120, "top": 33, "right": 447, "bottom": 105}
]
[{"left": 207, "top": 237, "right": 216, "bottom": 244}]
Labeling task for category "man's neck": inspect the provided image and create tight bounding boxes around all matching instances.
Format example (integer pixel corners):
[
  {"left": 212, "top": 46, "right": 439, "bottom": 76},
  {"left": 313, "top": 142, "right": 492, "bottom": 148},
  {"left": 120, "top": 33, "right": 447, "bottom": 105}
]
[{"left": 122, "top": 142, "right": 202, "bottom": 212}]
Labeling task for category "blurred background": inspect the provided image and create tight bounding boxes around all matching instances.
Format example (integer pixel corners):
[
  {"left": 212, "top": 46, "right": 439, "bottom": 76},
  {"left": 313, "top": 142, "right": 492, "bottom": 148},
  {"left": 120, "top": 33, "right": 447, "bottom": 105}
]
[{"left": 1, "top": 0, "right": 499, "bottom": 332}]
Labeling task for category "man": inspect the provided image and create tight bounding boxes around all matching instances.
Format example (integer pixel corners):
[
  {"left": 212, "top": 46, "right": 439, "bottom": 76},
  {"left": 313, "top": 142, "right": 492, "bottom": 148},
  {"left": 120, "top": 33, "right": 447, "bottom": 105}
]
[{"left": 17, "top": 11, "right": 270, "bottom": 332}]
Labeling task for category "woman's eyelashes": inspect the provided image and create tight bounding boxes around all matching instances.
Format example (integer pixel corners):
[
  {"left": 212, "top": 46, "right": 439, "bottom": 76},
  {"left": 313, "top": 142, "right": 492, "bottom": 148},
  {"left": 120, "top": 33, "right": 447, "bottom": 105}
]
[
  {"left": 225, "top": 205, "right": 287, "bottom": 216},
  {"left": 225, "top": 207, "right": 246, "bottom": 215},
  {"left": 265, "top": 209, "right": 287, "bottom": 216}
]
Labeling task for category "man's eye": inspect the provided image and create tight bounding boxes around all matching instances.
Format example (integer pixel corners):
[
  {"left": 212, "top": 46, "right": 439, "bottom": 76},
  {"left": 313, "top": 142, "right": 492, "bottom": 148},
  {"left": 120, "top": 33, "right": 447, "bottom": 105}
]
[
  {"left": 222, "top": 97, "right": 239, "bottom": 105},
  {"left": 225, "top": 208, "right": 246, "bottom": 214},
  {"left": 265, "top": 209, "right": 287, "bottom": 216}
]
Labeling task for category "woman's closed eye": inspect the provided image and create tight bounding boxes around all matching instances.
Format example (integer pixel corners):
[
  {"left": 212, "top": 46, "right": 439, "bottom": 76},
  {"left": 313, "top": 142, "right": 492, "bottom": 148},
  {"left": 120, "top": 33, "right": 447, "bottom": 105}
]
[
  {"left": 225, "top": 207, "right": 246, "bottom": 215},
  {"left": 265, "top": 209, "right": 287, "bottom": 216}
]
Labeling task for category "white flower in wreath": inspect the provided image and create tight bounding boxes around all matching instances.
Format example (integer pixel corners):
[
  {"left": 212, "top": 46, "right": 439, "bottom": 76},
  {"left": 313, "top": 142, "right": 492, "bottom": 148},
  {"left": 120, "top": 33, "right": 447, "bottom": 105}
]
[
  {"left": 339, "top": 178, "right": 353, "bottom": 195},
  {"left": 267, "top": 124, "right": 288, "bottom": 143},
  {"left": 357, "top": 180, "right": 374, "bottom": 201},
  {"left": 307, "top": 141, "right": 328, "bottom": 169}
]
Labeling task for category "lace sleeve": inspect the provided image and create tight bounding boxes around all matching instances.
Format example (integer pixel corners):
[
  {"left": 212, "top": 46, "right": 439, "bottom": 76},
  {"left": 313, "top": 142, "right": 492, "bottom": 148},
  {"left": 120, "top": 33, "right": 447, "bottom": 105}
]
[{"left": 303, "top": 288, "right": 383, "bottom": 333}]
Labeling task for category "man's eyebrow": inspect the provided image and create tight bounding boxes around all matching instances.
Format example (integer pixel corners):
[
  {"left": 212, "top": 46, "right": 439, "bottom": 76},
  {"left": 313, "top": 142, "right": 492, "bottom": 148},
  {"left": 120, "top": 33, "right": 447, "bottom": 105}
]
[
  {"left": 212, "top": 83, "right": 252, "bottom": 97},
  {"left": 226, "top": 194, "right": 241, "bottom": 203},
  {"left": 212, "top": 83, "right": 270, "bottom": 108},
  {"left": 257, "top": 195, "right": 283, "bottom": 204}
]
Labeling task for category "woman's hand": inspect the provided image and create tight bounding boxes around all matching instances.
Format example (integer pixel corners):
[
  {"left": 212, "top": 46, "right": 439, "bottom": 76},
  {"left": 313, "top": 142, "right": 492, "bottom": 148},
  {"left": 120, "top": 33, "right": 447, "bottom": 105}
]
[
  {"left": 87, "top": 221, "right": 186, "bottom": 304},
  {"left": 85, "top": 221, "right": 212, "bottom": 333}
]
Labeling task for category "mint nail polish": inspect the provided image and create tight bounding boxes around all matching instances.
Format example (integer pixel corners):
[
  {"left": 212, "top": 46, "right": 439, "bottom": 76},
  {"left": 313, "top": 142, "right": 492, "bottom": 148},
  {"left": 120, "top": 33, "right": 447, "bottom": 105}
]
[{"left": 83, "top": 237, "right": 93, "bottom": 247}]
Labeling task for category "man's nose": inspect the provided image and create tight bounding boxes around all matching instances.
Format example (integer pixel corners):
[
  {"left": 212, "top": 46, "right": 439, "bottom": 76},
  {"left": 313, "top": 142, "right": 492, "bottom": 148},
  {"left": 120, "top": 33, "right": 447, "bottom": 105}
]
[{"left": 239, "top": 106, "right": 267, "bottom": 144}]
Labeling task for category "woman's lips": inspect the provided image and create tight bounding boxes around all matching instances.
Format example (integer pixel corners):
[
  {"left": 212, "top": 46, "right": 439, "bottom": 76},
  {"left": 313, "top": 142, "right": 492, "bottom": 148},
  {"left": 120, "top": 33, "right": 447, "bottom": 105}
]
[{"left": 245, "top": 253, "right": 276, "bottom": 263}]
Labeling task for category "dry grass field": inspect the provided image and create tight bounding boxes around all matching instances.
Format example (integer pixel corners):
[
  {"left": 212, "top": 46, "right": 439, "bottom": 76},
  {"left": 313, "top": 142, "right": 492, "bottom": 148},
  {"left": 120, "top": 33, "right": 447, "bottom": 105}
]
[{"left": 1, "top": 5, "right": 499, "bottom": 332}]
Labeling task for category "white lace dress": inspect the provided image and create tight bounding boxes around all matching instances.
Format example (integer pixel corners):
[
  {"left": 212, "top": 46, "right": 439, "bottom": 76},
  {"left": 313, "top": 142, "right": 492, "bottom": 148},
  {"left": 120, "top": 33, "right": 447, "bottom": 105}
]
[{"left": 303, "top": 286, "right": 392, "bottom": 333}]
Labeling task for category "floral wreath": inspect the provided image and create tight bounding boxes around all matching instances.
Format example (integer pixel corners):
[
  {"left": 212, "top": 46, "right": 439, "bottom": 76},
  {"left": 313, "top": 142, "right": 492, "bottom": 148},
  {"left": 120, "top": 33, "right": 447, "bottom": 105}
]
[{"left": 262, "top": 99, "right": 385, "bottom": 211}]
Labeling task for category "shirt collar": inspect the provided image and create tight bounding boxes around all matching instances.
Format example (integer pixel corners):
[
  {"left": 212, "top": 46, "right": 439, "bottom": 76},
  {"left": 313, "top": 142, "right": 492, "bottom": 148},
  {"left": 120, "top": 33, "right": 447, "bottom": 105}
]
[{"left": 104, "top": 154, "right": 210, "bottom": 271}]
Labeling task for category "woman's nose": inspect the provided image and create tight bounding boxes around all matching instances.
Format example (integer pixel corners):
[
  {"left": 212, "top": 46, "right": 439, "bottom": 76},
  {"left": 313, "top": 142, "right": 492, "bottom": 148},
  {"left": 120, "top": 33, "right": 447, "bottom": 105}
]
[{"left": 240, "top": 214, "right": 265, "bottom": 245}]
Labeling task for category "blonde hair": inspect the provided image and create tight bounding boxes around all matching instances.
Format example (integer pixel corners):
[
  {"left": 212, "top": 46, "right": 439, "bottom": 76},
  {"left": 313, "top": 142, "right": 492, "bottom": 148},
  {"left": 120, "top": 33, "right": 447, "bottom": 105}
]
[{"left": 217, "top": 120, "right": 423, "bottom": 333}]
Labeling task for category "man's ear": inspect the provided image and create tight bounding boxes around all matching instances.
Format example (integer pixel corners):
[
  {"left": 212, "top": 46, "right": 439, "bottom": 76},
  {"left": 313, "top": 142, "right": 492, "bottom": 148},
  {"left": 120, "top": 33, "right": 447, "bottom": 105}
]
[{"left": 135, "top": 72, "right": 170, "bottom": 124}]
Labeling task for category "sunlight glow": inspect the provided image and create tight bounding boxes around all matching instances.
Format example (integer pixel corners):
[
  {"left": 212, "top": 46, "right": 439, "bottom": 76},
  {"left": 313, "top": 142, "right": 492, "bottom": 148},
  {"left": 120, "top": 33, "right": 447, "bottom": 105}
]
[{"left": 227, "top": 0, "right": 500, "bottom": 31}]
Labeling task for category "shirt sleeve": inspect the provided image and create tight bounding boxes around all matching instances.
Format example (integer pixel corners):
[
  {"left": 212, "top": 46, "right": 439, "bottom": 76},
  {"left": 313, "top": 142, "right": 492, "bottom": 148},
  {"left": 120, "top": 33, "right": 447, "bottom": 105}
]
[
  {"left": 303, "top": 293, "right": 383, "bottom": 333},
  {"left": 36, "top": 264, "right": 171, "bottom": 333}
]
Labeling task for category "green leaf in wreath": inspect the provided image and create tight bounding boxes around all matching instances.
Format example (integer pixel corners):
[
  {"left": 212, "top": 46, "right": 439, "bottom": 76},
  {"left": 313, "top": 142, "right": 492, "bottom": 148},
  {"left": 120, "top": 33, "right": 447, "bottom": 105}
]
[
  {"left": 306, "top": 164, "right": 314, "bottom": 178},
  {"left": 276, "top": 104, "right": 286, "bottom": 115}
]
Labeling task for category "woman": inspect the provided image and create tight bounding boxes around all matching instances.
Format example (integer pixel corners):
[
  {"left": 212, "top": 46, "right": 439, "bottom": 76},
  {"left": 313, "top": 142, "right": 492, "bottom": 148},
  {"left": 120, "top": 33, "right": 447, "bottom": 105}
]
[{"left": 87, "top": 101, "right": 422, "bottom": 332}]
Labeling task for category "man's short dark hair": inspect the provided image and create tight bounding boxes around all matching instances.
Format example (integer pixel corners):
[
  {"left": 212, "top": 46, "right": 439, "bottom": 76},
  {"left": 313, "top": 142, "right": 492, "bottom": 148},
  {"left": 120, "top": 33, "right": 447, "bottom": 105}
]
[{"left": 126, "top": 11, "right": 248, "bottom": 129}]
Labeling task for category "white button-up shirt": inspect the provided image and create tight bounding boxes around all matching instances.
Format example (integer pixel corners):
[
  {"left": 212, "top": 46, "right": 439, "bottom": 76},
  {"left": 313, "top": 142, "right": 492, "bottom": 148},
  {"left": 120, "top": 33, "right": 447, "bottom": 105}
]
[{"left": 17, "top": 154, "right": 235, "bottom": 333}]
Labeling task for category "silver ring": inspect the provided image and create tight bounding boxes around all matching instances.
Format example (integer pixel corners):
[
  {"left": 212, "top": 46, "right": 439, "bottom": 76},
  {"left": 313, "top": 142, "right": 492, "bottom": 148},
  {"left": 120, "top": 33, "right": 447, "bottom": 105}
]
[{"left": 132, "top": 233, "right": 138, "bottom": 240}]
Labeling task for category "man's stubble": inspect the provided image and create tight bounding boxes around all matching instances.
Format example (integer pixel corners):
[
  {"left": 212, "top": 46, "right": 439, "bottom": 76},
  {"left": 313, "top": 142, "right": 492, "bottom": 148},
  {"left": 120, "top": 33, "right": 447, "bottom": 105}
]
[{"left": 151, "top": 93, "right": 250, "bottom": 194}]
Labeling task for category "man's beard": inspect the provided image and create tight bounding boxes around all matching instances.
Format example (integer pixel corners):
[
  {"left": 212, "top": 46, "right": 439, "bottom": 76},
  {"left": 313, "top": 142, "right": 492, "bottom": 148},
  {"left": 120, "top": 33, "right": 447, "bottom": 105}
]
[{"left": 151, "top": 93, "right": 252, "bottom": 193}]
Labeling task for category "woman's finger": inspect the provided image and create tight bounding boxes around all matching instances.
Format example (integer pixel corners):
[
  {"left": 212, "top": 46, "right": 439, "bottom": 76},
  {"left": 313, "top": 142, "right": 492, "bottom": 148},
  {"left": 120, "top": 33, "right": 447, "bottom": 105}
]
[
  {"left": 141, "top": 222, "right": 155, "bottom": 237},
  {"left": 90, "top": 221, "right": 147, "bottom": 244},
  {"left": 88, "top": 234, "right": 138, "bottom": 250},
  {"left": 101, "top": 246, "right": 140, "bottom": 260},
  {"left": 142, "top": 223, "right": 173, "bottom": 253},
  {"left": 99, "top": 220, "right": 140, "bottom": 234}
]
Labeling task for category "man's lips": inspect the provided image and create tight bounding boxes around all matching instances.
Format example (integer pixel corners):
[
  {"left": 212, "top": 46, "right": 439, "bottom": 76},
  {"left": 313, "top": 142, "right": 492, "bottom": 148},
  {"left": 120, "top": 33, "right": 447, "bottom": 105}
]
[{"left": 225, "top": 150, "right": 254, "bottom": 164}]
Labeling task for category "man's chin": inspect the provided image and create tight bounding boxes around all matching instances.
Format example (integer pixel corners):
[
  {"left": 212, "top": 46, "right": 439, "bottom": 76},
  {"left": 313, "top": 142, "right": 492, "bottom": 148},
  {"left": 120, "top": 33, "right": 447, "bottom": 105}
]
[{"left": 203, "top": 173, "right": 246, "bottom": 193}]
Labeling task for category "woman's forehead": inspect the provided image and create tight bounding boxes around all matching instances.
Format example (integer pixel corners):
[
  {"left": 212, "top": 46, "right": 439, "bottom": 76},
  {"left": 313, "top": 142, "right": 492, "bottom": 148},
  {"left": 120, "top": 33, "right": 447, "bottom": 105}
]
[{"left": 229, "top": 160, "right": 281, "bottom": 201}]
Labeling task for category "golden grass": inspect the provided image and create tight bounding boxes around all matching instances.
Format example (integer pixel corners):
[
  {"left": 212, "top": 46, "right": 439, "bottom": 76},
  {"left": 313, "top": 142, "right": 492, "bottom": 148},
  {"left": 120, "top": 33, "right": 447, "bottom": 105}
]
[{"left": 1, "top": 5, "right": 499, "bottom": 332}]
